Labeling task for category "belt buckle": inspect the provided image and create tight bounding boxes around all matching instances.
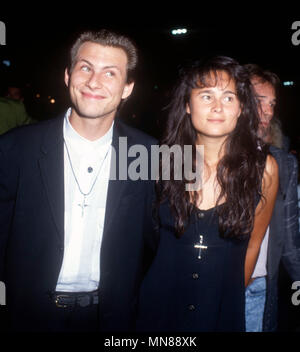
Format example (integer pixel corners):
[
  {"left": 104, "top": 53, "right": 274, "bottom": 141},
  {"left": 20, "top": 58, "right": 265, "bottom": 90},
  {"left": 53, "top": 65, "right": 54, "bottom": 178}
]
[
  {"left": 77, "top": 294, "right": 91, "bottom": 308},
  {"left": 55, "top": 294, "right": 70, "bottom": 308}
]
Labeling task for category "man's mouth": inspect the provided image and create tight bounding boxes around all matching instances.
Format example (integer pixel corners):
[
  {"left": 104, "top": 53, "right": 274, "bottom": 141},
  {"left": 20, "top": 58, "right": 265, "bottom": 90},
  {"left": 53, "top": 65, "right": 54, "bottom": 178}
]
[{"left": 81, "top": 92, "right": 106, "bottom": 100}]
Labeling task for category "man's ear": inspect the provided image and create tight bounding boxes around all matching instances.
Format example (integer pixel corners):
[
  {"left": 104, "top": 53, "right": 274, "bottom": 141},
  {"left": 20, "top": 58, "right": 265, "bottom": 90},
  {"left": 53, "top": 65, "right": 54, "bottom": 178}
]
[
  {"left": 64, "top": 68, "right": 70, "bottom": 87},
  {"left": 122, "top": 82, "right": 134, "bottom": 100}
]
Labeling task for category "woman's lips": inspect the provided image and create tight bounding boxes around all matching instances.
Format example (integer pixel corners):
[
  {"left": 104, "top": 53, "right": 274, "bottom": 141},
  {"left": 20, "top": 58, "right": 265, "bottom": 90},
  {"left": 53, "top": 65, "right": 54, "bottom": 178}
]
[{"left": 207, "top": 119, "right": 225, "bottom": 123}]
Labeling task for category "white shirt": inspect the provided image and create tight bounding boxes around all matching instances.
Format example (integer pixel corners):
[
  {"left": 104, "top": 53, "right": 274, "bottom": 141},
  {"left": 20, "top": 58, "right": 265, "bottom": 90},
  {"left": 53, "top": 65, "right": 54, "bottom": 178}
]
[
  {"left": 56, "top": 109, "right": 113, "bottom": 292},
  {"left": 252, "top": 226, "right": 269, "bottom": 278},
  {"left": 251, "top": 141, "right": 269, "bottom": 279}
]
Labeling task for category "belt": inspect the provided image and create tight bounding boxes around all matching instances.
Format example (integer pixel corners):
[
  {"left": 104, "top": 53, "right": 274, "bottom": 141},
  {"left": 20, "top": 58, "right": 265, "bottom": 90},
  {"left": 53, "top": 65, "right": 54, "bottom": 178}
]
[{"left": 53, "top": 290, "right": 99, "bottom": 308}]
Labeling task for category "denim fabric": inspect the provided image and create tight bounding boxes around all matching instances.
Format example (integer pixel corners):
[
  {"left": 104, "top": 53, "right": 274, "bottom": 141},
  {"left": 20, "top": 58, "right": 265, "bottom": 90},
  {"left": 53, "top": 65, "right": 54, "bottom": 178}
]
[
  {"left": 297, "top": 185, "right": 300, "bottom": 231},
  {"left": 245, "top": 277, "right": 266, "bottom": 332}
]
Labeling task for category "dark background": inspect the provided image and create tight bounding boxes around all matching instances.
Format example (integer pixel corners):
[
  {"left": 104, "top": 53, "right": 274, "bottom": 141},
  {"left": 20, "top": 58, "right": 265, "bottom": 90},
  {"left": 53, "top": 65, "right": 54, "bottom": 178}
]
[
  {"left": 0, "top": 8, "right": 300, "bottom": 333},
  {"left": 1, "top": 9, "right": 300, "bottom": 148}
]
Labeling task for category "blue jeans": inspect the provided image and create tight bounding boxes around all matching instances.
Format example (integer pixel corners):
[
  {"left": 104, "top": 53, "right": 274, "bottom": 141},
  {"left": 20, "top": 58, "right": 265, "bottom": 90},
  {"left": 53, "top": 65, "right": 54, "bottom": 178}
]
[{"left": 245, "top": 276, "right": 266, "bottom": 332}]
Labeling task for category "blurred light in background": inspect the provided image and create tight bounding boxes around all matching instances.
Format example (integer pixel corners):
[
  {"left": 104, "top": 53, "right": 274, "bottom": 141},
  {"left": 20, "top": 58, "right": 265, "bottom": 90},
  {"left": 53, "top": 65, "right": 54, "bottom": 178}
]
[
  {"left": 171, "top": 28, "right": 188, "bottom": 36},
  {"left": 2, "top": 60, "right": 10, "bottom": 67},
  {"left": 283, "top": 81, "right": 294, "bottom": 86}
]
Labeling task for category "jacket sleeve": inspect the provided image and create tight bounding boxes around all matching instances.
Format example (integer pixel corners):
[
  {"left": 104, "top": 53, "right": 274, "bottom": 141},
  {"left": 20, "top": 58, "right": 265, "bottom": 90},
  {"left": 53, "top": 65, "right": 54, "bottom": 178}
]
[
  {"left": 281, "top": 153, "right": 300, "bottom": 281},
  {"left": 0, "top": 134, "right": 18, "bottom": 281}
]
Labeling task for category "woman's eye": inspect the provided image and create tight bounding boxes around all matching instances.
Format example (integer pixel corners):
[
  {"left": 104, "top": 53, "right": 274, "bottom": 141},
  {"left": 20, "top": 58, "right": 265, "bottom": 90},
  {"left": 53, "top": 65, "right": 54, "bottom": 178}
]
[{"left": 224, "top": 96, "right": 234, "bottom": 103}]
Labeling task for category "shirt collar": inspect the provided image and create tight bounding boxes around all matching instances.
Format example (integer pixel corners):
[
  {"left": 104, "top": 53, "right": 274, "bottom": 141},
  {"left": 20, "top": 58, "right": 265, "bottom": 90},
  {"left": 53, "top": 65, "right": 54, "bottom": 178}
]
[{"left": 63, "top": 108, "right": 114, "bottom": 155}]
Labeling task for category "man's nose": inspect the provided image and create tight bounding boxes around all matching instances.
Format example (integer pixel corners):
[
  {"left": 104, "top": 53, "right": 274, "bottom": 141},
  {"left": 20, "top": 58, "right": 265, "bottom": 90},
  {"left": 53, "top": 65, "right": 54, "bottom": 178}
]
[
  {"left": 86, "top": 72, "right": 102, "bottom": 89},
  {"left": 261, "top": 102, "right": 273, "bottom": 117}
]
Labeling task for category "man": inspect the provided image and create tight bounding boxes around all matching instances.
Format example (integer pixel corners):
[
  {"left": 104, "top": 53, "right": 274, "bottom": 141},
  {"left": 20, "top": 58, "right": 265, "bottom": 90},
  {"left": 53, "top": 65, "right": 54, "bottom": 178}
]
[
  {"left": 244, "top": 64, "right": 300, "bottom": 331},
  {"left": 0, "top": 29, "right": 157, "bottom": 332},
  {"left": 0, "top": 96, "right": 32, "bottom": 134},
  {"left": 5, "top": 85, "right": 24, "bottom": 102},
  {"left": 246, "top": 65, "right": 289, "bottom": 151}
]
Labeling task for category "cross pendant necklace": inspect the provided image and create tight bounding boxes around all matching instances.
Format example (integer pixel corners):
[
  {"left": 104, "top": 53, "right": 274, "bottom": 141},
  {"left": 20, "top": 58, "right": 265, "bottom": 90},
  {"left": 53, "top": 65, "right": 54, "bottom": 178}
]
[
  {"left": 64, "top": 139, "right": 110, "bottom": 218},
  {"left": 78, "top": 195, "right": 89, "bottom": 217},
  {"left": 194, "top": 235, "right": 208, "bottom": 259}
]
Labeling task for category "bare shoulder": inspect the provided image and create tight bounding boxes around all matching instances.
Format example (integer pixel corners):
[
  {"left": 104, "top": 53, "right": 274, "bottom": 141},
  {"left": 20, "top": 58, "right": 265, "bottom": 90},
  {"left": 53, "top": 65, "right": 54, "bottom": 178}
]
[
  {"left": 265, "top": 154, "right": 279, "bottom": 175},
  {"left": 263, "top": 154, "right": 279, "bottom": 193}
]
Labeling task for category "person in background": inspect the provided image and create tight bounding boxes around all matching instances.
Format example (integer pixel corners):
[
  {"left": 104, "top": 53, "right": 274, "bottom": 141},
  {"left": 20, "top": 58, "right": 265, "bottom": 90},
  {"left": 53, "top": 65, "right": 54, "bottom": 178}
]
[
  {"left": 137, "top": 56, "right": 278, "bottom": 332},
  {"left": 268, "top": 118, "right": 290, "bottom": 152},
  {"left": 5, "top": 85, "right": 24, "bottom": 102},
  {"left": 0, "top": 29, "right": 157, "bottom": 332},
  {"left": 298, "top": 151, "right": 300, "bottom": 231},
  {"left": 245, "top": 65, "right": 290, "bottom": 151},
  {"left": 244, "top": 63, "right": 300, "bottom": 331},
  {"left": 0, "top": 96, "right": 32, "bottom": 134}
]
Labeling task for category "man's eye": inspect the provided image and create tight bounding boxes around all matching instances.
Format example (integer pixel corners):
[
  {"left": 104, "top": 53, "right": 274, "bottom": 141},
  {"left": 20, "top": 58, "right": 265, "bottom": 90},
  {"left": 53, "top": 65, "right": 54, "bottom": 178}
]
[
  {"left": 105, "top": 71, "right": 114, "bottom": 77},
  {"left": 81, "top": 66, "right": 90, "bottom": 72},
  {"left": 202, "top": 95, "right": 211, "bottom": 101}
]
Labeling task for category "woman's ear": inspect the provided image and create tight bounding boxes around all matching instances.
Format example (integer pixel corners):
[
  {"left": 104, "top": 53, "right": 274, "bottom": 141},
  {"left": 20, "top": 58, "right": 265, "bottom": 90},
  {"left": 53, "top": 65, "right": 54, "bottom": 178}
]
[
  {"left": 238, "top": 104, "right": 243, "bottom": 118},
  {"left": 186, "top": 102, "right": 191, "bottom": 115}
]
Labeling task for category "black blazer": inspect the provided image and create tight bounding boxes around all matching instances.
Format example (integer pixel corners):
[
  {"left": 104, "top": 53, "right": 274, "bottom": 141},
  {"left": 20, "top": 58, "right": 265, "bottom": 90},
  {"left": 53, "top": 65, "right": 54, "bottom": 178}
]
[
  {"left": 263, "top": 146, "right": 300, "bottom": 331},
  {"left": 0, "top": 115, "right": 158, "bottom": 332}
]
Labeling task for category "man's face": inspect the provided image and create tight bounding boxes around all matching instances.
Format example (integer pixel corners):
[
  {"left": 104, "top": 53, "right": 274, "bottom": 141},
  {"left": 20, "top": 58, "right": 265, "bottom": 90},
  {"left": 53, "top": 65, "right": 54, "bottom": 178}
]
[
  {"left": 251, "top": 77, "right": 276, "bottom": 138},
  {"left": 65, "top": 41, "right": 134, "bottom": 121},
  {"left": 6, "top": 87, "right": 23, "bottom": 101}
]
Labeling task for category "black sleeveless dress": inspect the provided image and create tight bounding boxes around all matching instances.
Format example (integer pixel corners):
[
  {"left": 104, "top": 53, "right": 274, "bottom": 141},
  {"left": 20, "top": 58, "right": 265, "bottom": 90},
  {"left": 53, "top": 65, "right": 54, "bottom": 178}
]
[{"left": 136, "top": 201, "right": 249, "bottom": 332}]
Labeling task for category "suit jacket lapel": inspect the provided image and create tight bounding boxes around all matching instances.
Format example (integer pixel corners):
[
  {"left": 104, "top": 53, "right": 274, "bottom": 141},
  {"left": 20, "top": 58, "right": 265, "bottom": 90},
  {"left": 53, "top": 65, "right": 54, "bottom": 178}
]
[
  {"left": 102, "top": 120, "right": 129, "bottom": 239},
  {"left": 37, "top": 117, "right": 134, "bottom": 247},
  {"left": 38, "top": 117, "right": 65, "bottom": 245}
]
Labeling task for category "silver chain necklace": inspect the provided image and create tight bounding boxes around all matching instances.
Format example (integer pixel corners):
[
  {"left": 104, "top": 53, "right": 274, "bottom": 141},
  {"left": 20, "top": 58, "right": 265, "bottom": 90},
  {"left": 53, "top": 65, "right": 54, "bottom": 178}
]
[{"left": 64, "top": 139, "right": 110, "bottom": 217}]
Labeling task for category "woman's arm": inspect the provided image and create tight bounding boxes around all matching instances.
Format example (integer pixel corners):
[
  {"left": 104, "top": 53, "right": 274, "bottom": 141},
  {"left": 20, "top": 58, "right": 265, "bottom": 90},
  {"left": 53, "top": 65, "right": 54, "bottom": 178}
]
[{"left": 244, "top": 154, "right": 279, "bottom": 286}]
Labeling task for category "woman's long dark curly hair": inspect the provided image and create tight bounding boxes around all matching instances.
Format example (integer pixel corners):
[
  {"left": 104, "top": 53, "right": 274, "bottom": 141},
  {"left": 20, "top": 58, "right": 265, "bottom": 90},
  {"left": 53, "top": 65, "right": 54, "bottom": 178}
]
[{"left": 157, "top": 56, "right": 268, "bottom": 239}]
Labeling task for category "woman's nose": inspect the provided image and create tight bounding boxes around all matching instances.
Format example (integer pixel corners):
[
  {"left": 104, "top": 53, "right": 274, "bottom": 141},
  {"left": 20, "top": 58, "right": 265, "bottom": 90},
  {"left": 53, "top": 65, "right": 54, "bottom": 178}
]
[{"left": 212, "top": 99, "right": 222, "bottom": 112}]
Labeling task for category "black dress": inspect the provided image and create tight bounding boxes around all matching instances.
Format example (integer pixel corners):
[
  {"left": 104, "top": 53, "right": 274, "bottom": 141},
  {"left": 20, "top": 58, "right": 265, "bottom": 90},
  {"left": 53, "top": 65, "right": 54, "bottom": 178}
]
[{"left": 136, "top": 201, "right": 249, "bottom": 332}]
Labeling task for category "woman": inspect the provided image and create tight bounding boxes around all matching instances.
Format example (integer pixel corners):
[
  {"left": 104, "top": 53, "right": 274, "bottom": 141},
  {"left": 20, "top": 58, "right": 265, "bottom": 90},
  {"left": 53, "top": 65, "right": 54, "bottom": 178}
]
[{"left": 136, "top": 56, "right": 278, "bottom": 332}]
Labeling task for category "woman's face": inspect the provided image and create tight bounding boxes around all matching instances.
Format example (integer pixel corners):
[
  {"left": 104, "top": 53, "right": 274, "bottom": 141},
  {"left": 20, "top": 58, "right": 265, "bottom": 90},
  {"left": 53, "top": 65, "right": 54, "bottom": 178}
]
[{"left": 186, "top": 70, "right": 242, "bottom": 141}]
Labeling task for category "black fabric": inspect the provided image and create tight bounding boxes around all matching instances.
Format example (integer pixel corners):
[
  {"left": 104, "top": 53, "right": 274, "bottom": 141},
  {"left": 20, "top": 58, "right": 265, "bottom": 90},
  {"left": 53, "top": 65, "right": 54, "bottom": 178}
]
[
  {"left": 0, "top": 116, "right": 158, "bottom": 332},
  {"left": 137, "top": 202, "right": 249, "bottom": 332}
]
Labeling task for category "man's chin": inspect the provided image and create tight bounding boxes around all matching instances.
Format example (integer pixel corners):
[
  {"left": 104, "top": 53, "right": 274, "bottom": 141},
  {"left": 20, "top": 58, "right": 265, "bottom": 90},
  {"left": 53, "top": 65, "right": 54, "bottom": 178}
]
[
  {"left": 73, "top": 106, "right": 106, "bottom": 120},
  {"left": 79, "top": 114, "right": 103, "bottom": 119},
  {"left": 258, "top": 127, "right": 270, "bottom": 141}
]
